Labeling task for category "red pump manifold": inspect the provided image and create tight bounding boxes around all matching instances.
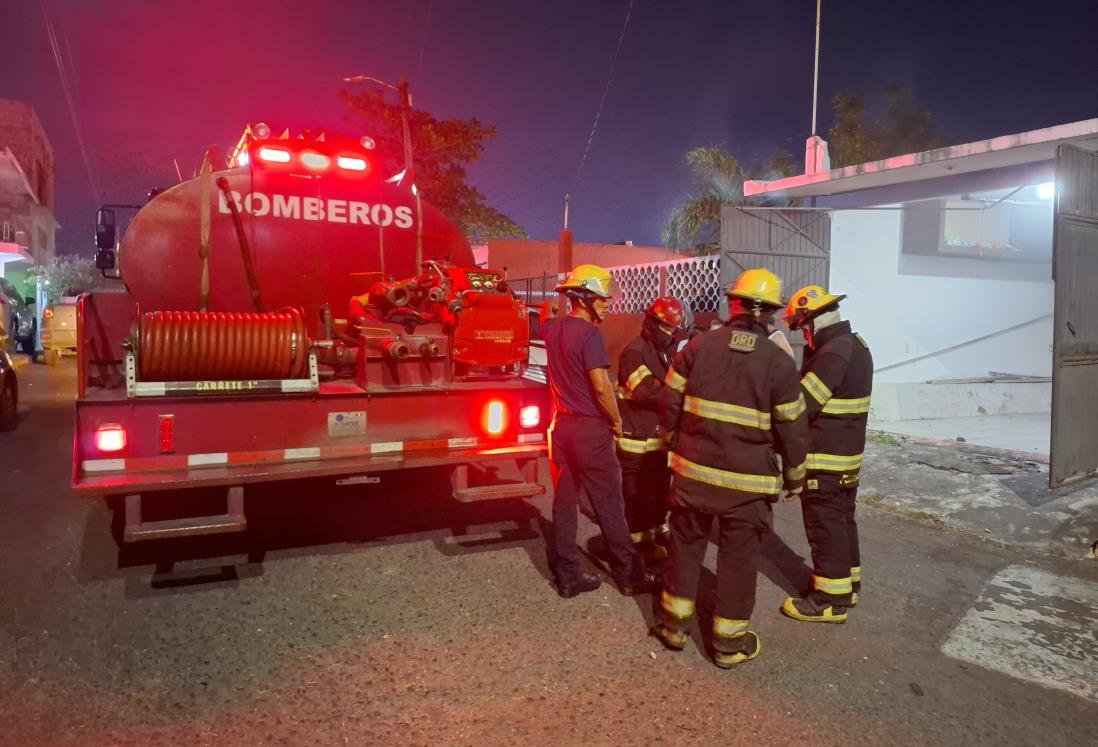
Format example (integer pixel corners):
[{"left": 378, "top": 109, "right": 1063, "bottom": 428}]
[{"left": 138, "top": 309, "right": 309, "bottom": 382}]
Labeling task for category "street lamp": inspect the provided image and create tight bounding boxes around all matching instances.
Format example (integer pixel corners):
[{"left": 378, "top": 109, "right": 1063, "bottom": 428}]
[
  {"left": 343, "top": 74, "right": 415, "bottom": 184},
  {"left": 344, "top": 73, "right": 422, "bottom": 267}
]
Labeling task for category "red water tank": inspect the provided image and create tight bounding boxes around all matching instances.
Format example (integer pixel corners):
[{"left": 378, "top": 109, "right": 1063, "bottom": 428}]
[{"left": 119, "top": 142, "right": 473, "bottom": 339}]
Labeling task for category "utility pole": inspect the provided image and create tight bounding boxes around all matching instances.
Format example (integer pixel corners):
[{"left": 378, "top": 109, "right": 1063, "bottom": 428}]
[{"left": 811, "top": 0, "right": 822, "bottom": 137}]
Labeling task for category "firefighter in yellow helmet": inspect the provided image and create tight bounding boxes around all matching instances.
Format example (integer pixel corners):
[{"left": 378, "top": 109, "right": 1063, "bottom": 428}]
[
  {"left": 542, "top": 264, "right": 661, "bottom": 598},
  {"left": 653, "top": 268, "right": 809, "bottom": 667},
  {"left": 616, "top": 296, "right": 687, "bottom": 560},
  {"left": 780, "top": 284, "right": 873, "bottom": 623}
]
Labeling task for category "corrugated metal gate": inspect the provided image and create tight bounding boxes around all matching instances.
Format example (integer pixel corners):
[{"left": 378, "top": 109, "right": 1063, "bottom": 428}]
[
  {"left": 1050, "top": 144, "right": 1098, "bottom": 487},
  {"left": 719, "top": 206, "right": 832, "bottom": 315}
]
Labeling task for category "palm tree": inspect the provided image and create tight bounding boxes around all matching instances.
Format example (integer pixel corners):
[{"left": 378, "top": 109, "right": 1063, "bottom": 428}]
[{"left": 662, "top": 147, "right": 798, "bottom": 254}]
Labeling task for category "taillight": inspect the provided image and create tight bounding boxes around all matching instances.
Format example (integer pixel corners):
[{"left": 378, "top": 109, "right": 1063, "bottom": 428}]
[
  {"left": 44, "top": 308, "right": 54, "bottom": 319},
  {"left": 482, "top": 400, "right": 506, "bottom": 436},
  {"left": 337, "top": 155, "right": 368, "bottom": 172},
  {"left": 520, "top": 404, "right": 541, "bottom": 429},
  {"left": 95, "top": 423, "right": 127, "bottom": 453},
  {"left": 300, "top": 151, "right": 331, "bottom": 170},
  {"left": 257, "top": 147, "right": 291, "bottom": 163},
  {"left": 158, "top": 415, "right": 175, "bottom": 453}
]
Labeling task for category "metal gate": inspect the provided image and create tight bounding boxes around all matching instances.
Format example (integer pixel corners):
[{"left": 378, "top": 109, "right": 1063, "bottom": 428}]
[
  {"left": 1050, "top": 144, "right": 1098, "bottom": 487},
  {"left": 719, "top": 206, "right": 832, "bottom": 315}
]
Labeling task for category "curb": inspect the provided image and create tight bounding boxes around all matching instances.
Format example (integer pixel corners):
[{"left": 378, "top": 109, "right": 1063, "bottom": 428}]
[{"left": 869, "top": 428, "right": 1050, "bottom": 466}]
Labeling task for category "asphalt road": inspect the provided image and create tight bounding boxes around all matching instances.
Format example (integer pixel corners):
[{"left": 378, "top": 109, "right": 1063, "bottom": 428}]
[{"left": 1, "top": 359, "right": 1096, "bottom": 746}]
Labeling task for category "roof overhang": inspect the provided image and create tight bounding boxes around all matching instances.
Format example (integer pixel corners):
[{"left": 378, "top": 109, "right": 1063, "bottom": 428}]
[
  {"left": 0, "top": 242, "right": 33, "bottom": 265},
  {"left": 744, "top": 118, "right": 1098, "bottom": 199}
]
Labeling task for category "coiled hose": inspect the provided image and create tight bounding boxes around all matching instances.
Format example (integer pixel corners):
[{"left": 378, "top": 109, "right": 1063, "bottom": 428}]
[{"left": 138, "top": 309, "right": 308, "bottom": 382}]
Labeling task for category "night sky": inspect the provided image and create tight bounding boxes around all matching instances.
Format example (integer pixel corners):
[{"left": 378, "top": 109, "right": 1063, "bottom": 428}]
[{"left": 2, "top": 0, "right": 1097, "bottom": 254}]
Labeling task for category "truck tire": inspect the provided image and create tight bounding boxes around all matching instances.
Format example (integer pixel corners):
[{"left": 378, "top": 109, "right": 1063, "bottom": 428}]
[{"left": 0, "top": 376, "right": 16, "bottom": 431}]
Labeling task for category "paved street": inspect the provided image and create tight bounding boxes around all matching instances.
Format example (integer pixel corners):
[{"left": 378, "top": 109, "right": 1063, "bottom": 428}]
[{"left": 2, "top": 360, "right": 1097, "bottom": 746}]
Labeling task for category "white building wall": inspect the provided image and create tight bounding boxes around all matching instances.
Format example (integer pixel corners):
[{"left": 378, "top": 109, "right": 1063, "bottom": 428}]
[{"left": 829, "top": 208, "right": 1053, "bottom": 386}]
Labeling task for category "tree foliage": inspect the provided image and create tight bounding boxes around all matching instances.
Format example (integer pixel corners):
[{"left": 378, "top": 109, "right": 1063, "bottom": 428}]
[
  {"left": 29, "top": 255, "right": 102, "bottom": 305},
  {"left": 340, "top": 88, "right": 526, "bottom": 242},
  {"left": 829, "top": 84, "right": 948, "bottom": 168},
  {"left": 662, "top": 147, "right": 798, "bottom": 253}
]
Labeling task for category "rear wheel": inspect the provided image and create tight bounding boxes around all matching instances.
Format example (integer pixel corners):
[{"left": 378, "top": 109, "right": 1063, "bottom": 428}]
[{"left": 0, "top": 377, "right": 16, "bottom": 431}]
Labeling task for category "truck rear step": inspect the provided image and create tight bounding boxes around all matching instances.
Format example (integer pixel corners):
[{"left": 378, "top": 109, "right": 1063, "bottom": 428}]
[{"left": 124, "top": 486, "right": 246, "bottom": 542}]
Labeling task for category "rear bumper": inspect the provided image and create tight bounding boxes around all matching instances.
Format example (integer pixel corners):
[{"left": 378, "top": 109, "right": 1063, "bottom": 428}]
[{"left": 73, "top": 440, "right": 546, "bottom": 496}]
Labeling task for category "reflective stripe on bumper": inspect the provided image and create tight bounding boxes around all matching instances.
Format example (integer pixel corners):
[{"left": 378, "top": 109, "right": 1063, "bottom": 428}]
[{"left": 669, "top": 452, "right": 781, "bottom": 495}]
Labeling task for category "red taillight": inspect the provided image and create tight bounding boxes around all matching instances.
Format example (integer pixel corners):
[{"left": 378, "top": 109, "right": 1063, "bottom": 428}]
[
  {"left": 158, "top": 415, "right": 175, "bottom": 453},
  {"left": 257, "top": 147, "right": 291, "bottom": 163},
  {"left": 520, "top": 404, "right": 541, "bottom": 429},
  {"left": 482, "top": 400, "right": 506, "bottom": 436},
  {"left": 95, "top": 423, "right": 127, "bottom": 453},
  {"left": 336, "top": 155, "right": 368, "bottom": 172},
  {"left": 300, "top": 151, "right": 331, "bottom": 170},
  {"left": 43, "top": 308, "right": 54, "bottom": 319}
]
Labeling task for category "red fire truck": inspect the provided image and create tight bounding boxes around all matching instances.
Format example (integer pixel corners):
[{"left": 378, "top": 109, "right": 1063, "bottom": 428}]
[{"left": 73, "top": 124, "right": 549, "bottom": 542}]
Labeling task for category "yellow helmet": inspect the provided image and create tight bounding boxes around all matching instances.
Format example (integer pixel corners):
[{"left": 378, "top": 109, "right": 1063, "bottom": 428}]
[
  {"left": 785, "top": 284, "right": 846, "bottom": 329},
  {"left": 556, "top": 263, "right": 618, "bottom": 299},
  {"left": 726, "top": 268, "right": 783, "bottom": 308}
]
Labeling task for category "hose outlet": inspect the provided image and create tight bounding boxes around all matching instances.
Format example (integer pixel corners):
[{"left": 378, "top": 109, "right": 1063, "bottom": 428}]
[
  {"left": 385, "top": 339, "right": 410, "bottom": 360},
  {"left": 420, "top": 341, "right": 441, "bottom": 357}
]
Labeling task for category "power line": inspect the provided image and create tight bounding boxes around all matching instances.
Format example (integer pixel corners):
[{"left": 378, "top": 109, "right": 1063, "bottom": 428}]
[
  {"left": 39, "top": 0, "right": 100, "bottom": 206},
  {"left": 415, "top": 0, "right": 434, "bottom": 85},
  {"left": 573, "top": 0, "right": 635, "bottom": 187}
]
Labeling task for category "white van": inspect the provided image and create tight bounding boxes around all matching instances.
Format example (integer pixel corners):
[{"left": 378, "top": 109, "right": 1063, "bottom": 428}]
[{"left": 42, "top": 296, "right": 79, "bottom": 361}]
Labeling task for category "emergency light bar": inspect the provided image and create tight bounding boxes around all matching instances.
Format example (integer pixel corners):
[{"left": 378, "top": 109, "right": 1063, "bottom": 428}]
[{"left": 232, "top": 125, "right": 376, "bottom": 176}]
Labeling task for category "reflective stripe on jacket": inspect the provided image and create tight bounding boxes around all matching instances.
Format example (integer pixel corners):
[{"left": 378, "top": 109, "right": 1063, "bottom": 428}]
[
  {"left": 661, "top": 319, "right": 809, "bottom": 513},
  {"left": 801, "top": 321, "right": 874, "bottom": 477},
  {"left": 616, "top": 333, "right": 672, "bottom": 442}
]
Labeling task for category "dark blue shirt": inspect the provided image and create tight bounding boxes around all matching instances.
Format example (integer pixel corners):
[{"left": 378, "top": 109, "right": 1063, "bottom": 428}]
[{"left": 543, "top": 315, "right": 611, "bottom": 418}]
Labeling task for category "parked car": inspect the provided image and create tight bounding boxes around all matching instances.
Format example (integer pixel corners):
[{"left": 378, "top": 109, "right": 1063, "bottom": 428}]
[
  {"left": 42, "top": 296, "right": 78, "bottom": 362},
  {"left": 0, "top": 277, "right": 36, "bottom": 354},
  {"left": 0, "top": 334, "right": 17, "bottom": 430}
]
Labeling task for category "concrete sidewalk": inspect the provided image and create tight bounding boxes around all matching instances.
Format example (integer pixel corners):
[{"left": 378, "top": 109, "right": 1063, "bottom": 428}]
[{"left": 860, "top": 431, "right": 1098, "bottom": 561}]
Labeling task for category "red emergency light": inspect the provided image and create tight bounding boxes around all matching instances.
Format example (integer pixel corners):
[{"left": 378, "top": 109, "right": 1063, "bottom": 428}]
[
  {"left": 95, "top": 423, "right": 127, "bottom": 453},
  {"left": 257, "top": 147, "right": 291, "bottom": 163},
  {"left": 336, "top": 155, "right": 368, "bottom": 172},
  {"left": 300, "top": 151, "right": 331, "bottom": 170},
  {"left": 483, "top": 400, "right": 506, "bottom": 436}
]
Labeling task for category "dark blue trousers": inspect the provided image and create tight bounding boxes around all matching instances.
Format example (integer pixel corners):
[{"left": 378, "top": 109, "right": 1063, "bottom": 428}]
[{"left": 549, "top": 414, "right": 646, "bottom": 585}]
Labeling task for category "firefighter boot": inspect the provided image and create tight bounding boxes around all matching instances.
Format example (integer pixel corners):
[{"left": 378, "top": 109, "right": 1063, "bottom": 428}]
[
  {"left": 653, "top": 522, "right": 672, "bottom": 549},
  {"left": 652, "top": 622, "right": 689, "bottom": 651},
  {"left": 780, "top": 594, "right": 848, "bottom": 624},
  {"left": 631, "top": 530, "right": 668, "bottom": 562},
  {"left": 653, "top": 590, "right": 693, "bottom": 650},
  {"left": 712, "top": 629, "right": 761, "bottom": 669},
  {"left": 848, "top": 568, "right": 862, "bottom": 608}
]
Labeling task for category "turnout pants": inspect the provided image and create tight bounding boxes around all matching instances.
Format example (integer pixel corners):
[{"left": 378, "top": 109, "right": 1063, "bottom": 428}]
[
  {"left": 659, "top": 499, "right": 771, "bottom": 653},
  {"left": 549, "top": 415, "right": 646, "bottom": 586},
  {"left": 620, "top": 448, "right": 670, "bottom": 536},
  {"left": 801, "top": 474, "right": 861, "bottom": 605}
]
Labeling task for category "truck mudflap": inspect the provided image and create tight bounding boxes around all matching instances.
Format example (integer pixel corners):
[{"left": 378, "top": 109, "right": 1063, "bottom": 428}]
[{"left": 74, "top": 437, "right": 546, "bottom": 497}]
